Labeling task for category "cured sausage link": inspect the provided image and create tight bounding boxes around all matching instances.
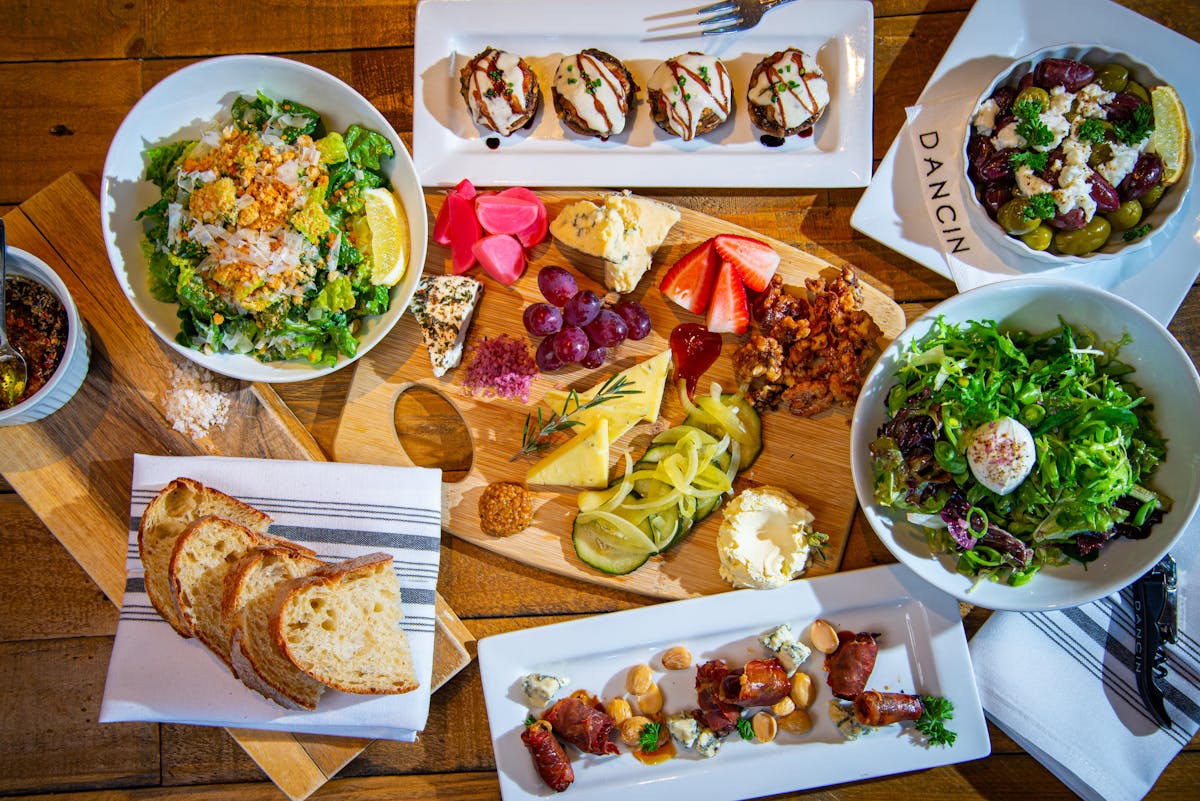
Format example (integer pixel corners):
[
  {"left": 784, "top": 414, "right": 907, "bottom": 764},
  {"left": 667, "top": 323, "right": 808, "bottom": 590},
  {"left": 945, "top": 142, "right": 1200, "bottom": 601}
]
[
  {"left": 544, "top": 696, "right": 620, "bottom": 755},
  {"left": 521, "top": 720, "right": 574, "bottom": 792},
  {"left": 825, "top": 631, "right": 879, "bottom": 699},
  {"left": 717, "top": 658, "right": 791, "bottom": 707},
  {"left": 852, "top": 690, "right": 925, "bottom": 726}
]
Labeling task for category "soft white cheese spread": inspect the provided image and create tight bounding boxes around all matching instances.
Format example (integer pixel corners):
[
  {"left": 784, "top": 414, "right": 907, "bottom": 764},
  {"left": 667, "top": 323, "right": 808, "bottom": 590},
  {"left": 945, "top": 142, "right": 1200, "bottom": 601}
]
[{"left": 717, "top": 486, "right": 819, "bottom": 590}]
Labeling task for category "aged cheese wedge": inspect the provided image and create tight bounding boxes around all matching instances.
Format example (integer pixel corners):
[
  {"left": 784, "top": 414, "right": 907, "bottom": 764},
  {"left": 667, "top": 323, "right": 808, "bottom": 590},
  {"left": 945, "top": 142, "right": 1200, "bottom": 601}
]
[
  {"left": 543, "top": 349, "right": 672, "bottom": 425},
  {"left": 526, "top": 418, "right": 610, "bottom": 488},
  {"left": 550, "top": 192, "right": 681, "bottom": 293}
]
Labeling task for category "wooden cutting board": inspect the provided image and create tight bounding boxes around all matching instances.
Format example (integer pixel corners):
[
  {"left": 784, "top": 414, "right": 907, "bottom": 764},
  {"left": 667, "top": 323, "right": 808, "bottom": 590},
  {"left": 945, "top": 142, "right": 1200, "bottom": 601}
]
[
  {"left": 333, "top": 191, "right": 906, "bottom": 599},
  {"left": 0, "top": 174, "right": 475, "bottom": 801}
]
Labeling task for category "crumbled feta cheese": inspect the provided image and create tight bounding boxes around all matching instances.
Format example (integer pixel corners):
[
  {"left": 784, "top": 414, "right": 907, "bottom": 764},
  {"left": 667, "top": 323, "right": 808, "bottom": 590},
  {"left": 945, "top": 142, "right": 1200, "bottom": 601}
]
[
  {"left": 1015, "top": 165, "right": 1054, "bottom": 197},
  {"left": 759, "top": 624, "right": 812, "bottom": 677},
  {"left": 1054, "top": 163, "right": 1098, "bottom": 220},
  {"left": 992, "top": 121, "right": 1026, "bottom": 150},
  {"left": 973, "top": 98, "right": 999, "bottom": 135},
  {"left": 520, "top": 673, "right": 568, "bottom": 709},
  {"left": 1098, "top": 141, "right": 1143, "bottom": 187},
  {"left": 1037, "top": 109, "right": 1071, "bottom": 152},
  {"left": 1076, "top": 82, "right": 1116, "bottom": 119},
  {"left": 1062, "top": 136, "right": 1092, "bottom": 167},
  {"left": 666, "top": 712, "right": 701, "bottom": 749},
  {"left": 1048, "top": 85, "right": 1075, "bottom": 116}
]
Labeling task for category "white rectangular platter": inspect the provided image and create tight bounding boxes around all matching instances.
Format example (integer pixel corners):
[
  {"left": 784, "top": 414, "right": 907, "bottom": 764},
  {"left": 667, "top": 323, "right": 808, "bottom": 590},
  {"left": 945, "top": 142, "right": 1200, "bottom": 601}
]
[
  {"left": 413, "top": 0, "right": 873, "bottom": 188},
  {"left": 478, "top": 564, "right": 989, "bottom": 800}
]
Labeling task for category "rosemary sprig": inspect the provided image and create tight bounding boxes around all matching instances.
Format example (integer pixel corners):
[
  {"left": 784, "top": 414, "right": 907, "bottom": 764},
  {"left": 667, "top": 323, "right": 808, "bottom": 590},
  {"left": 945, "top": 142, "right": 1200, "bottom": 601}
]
[{"left": 511, "top": 374, "right": 641, "bottom": 460}]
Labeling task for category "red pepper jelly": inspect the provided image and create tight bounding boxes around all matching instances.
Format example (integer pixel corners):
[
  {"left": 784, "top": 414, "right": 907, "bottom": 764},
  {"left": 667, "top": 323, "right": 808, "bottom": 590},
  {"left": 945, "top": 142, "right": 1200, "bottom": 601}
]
[{"left": 670, "top": 323, "right": 722, "bottom": 398}]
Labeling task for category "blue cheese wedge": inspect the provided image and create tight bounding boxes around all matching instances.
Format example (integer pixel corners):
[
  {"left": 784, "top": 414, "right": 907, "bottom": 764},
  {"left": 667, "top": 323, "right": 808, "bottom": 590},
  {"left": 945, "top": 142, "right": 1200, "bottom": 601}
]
[
  {"left": 759, "top": 624, "right": 812, "bottom": 677},
  {"left": 549, "top": 192, "right": 681, "bottom": 293},
  {"left": 666, "top": 712, "right": 700, "bottom": 749},
  {"left": 407, "top": 275, "right": 483, "bottom": 377},
  {"left": 519, "top": 673, "right": 569, "bottom": 709},
  {"left": 828, "top": 699, "right": 871, "bottom": 740}
]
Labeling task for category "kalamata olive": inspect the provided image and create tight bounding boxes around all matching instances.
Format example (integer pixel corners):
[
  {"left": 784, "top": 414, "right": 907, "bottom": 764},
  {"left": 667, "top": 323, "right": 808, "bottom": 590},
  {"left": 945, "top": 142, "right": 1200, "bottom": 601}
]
[
  {"left": 1039, "top": 147, "right": 1064, "bottom": 185},
  {"left": 1104, "top": 199, "right": 1143, "bottom": 230},
  {"left": 992, "top": 86, "right": 1018, "bottom": 114},
  {"left": 978, "top": 149, "right": 1017, "bottom": 181},
  {"left": 967, "top": 133, "right": 995, "bottom": 179},
  {"left": 994, "top": 113, "right": 1016, "bottom": 132},
  {"left": 1015, "top": 86, "right": 1050, "bottom": 111},
  {"left": 1089, "top": 173, "right": 1121, "bottom": 212},
  {"left": 1104, "top": 92, "right": 1147, "bottom": 122},
  {"left": 1033, "top": 58, "right": 1095, "bottom": 92},
  {"left": 1125, "top": 80, "right": 1151, "bottom": 104},
  {"left": 980, "top": 182, "right": 1013, "bottom": 216},
  {"left": 1093, "top": 63, "right": 1129, "bottom": 93},
  {"left": 1054, "top": 216, "right": 1112, "bottom": 256},
  {"left": 997, "top": 199, "right": 1041, "bottom": 235},
  {"left": 1118, "top": 153, "right": 1164, "bottom": 201},
  {"left": 1021, "top": 224, "right": 1054, "bottom": 251},
  {"left": 1017, "top": 73, "right": 1034, "bottom": 91},
  {"left": 1050, "top": 207, "right": 1087, "bottom": 230},
  {"left": 1140, "top": 183, "right": 1165, "bottom": 210}
]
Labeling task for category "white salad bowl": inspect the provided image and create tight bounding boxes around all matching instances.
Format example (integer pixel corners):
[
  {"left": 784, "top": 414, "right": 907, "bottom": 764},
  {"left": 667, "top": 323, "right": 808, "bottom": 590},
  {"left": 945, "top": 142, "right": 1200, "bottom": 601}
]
[
  {"left": 101, "top": 55, "right": 427, "bottom": 382},
  {"left": 963, "top": 43, "right": 1192, "bottom": 267},
  {"left": 850, "top": 279, "right": 1200, "bottom": 611}
]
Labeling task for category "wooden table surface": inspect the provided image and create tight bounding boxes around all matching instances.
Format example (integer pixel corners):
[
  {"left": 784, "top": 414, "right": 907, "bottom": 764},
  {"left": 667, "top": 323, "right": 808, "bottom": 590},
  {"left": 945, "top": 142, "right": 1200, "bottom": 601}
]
[{"left": 1, "top": 1, "right": 1196, "bottom": 799}]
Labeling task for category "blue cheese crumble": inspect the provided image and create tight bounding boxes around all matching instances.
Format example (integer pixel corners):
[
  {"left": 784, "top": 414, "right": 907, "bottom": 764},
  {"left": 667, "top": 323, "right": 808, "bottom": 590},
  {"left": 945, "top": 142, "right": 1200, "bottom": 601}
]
[
  {"left": 759, "top": 624, "right": 812, "bottom": 677},
  {"left": 828, "top": 699, "right": 871, "bottom": 740},
  {"left": 519, "top": 673, "right": 569, "bottom": 709}
]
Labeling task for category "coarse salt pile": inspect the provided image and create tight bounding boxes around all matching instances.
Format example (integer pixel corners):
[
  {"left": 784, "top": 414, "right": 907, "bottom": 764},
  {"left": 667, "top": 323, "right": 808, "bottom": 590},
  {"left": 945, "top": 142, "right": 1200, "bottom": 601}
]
[
  {"left": 163, "top": 361, "right": 232, "bottom": 439},
  {"left": 462, "top": 334, "right": 537, "bottom": 402}
]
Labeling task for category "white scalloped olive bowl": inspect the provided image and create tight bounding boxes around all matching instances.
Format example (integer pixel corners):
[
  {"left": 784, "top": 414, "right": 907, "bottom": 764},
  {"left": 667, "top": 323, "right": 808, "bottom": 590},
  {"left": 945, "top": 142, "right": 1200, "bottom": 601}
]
[
  {"left": 850, "top": 279, "right": 1200, "bottom": 611},
  {"left": 963, "top": 44, "right": 1192, "bottom": 267},
  {"left": 100, "top": 55, "right": 427, "bottom": 383}
]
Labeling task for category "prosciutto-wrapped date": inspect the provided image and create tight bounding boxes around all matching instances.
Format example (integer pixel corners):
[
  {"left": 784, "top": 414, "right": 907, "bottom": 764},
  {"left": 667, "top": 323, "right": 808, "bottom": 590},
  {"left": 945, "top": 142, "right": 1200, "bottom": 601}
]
[
  {"left": 717, "top": 658, "right": 790, "bottom": 707},
  {"left": 521, "top": 720, "right": 574, "bottom": 792},
  {"left": 825, "top": 631, "right": 879, "bottom": 700},
  {"left": 695, "top": 659, "right": 741, "bottom": 735},
  {"left": 543, "top": 696, "right": 619, "bottom": 755},
  {"left": 852, "top": 691, "right": 925, "bottom": 726}
]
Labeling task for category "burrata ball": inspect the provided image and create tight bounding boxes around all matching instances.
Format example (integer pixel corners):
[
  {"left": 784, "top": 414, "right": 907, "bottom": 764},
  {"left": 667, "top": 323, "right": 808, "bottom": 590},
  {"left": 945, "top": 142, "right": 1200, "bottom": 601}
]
[{"left": 966, "top": 416, "right": 1037, "bottom": 495}]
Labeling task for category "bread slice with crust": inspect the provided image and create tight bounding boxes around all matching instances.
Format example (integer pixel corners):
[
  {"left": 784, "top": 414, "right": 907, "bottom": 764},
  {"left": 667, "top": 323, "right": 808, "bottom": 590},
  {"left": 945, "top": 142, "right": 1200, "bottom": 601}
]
[
  {"left": 223, "top": 547, "right": 327, "bottom": 710},
  {"left": 272, "top": 553, "right": 419, "bottom": 695},
  {"left": 138, "top": 477, "right": 272, "bottom": 637},
  {"left": 169, "top": 516, "right": 312, "bottom": 667}
]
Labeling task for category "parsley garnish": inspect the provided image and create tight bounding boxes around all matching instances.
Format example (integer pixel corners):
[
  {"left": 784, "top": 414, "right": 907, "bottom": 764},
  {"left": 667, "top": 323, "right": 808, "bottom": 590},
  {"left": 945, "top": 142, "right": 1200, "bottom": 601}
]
[
  {"left": 1013, "top": 99, "right": 1054, "bottom": 148},
  {"left": 1009, "top": 150, "right": 1049, "bottom": 172},
  {"left": 734, "top": 716, "right": 754, "bottom": 741},
  {"left": 513, "top": 374, "right": 641, "bottom": 459},
  {"left": 639, "top": 721, "right": 663, "bottom": 752},
  {"left": 916, "top": 695, "right": 957, "bottom": 747},
  {"left": 1114, "top": 103, "right": 1155, "bottom": 145},
  {"left": 1077, "top": 118, "right": 1107, "bottom": 145},
  {"left": 1123, "top": 223, "right": 1152, "bottom": 241},
  {"left": 1022, "top": 193, "right": 1058, "bottom": 221}
]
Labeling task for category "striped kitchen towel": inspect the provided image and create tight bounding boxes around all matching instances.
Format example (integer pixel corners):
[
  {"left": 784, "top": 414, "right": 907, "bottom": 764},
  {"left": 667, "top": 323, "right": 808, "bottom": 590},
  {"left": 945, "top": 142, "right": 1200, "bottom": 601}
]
[
  {"left": 969, "top": 518, "right": 1199, "bottom": 801},
  {"left": 99, "top": 453, "right": 442, "bottom": 741}
]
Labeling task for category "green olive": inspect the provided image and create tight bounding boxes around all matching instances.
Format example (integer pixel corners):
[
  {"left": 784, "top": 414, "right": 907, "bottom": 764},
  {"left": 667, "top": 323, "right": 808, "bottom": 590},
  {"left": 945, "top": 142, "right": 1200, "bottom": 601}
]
[
  {"left": 1020, "top": 224, "right": 1054, "bottom": 251},
  {"left": 1094, "top": 63, "right": 1130, "bottom": 93},
  {"left": 1105, "top": 199, "right": 1143, "bottom": 231},
  {"left": 1054, "top": 217, "right": 1112, "bottom": 256},
  {"left": 1140, "top": 183, "right": 1165, "bottom": 210},
  {"left": 1125, "top": 80, "right": 1151, "bottom": 104},
  {"left": 1088, "top": 142, "right": 1114, "bottom": 168},
  {"left": 1015, "top": 86, "right": 1050, "bottom": 112},
  {"left": 997, "top": 199, "right": 1041, "bottom": 236}
]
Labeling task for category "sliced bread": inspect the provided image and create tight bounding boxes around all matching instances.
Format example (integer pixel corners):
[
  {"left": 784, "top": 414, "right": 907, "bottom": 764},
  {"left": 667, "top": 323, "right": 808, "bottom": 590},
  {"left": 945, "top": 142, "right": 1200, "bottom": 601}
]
[
  {"left": 272, "top": 552, "right": 419, "bottom": 695},
  {"left": 138, "top": 477, "right": 272, "bottom": 637},
  {"left": 222, "top": 547, "right": 327, "bottom": 710},
  {"left": 169, "top": 515, "right": 312, "bottom": 667}
]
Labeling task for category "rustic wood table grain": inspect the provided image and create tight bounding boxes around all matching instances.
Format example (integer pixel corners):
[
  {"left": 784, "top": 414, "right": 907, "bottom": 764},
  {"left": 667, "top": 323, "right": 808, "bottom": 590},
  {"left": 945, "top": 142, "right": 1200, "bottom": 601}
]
[{"left": 1, "top": 1, "right": 1196, "bottom": 799}]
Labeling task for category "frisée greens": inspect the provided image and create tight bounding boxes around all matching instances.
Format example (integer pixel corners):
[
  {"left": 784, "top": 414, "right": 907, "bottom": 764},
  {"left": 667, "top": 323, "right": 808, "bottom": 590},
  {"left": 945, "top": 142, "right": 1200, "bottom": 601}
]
[
  {"left": 870, "top": 317, "right": 1167, "bottom": 587},
  {"left": 136, "top": 91, "right": 397, "bottom": 366}
]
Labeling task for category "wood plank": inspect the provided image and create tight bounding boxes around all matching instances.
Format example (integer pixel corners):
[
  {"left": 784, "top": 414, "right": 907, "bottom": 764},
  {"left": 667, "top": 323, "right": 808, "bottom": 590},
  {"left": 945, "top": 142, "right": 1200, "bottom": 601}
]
[{"left": 333, "top": 190, "right": 906, "bottom": 599}]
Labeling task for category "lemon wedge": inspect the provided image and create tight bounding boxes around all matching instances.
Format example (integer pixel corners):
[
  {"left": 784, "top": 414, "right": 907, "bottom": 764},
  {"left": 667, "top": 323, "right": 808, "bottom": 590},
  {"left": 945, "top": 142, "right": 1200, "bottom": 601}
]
[
  {"left": 361, "top": 187, "right": 410, "bottom": 286},
  {"left": 1147, "top": 85, "right": 1189, "bottom": 186}
]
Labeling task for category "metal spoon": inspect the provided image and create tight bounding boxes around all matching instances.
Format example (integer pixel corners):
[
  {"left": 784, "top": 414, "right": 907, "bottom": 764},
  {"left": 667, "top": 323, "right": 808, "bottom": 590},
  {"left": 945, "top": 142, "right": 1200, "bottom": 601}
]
[{"left": 0, "top": 219, "right": 29, "bottom": 409}]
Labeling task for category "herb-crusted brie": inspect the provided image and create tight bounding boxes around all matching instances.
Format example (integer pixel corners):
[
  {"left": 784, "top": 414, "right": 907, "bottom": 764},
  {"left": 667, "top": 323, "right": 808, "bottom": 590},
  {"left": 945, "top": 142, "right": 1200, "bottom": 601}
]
[
  {"left": 759, "top": 624, "right": 812, "bottom": 677},
  {"left": 407, "top": 275, "right": 483, "bottom": 377},
  {"left": 519, "top": 673, "right": 569, "bottom": 708}
]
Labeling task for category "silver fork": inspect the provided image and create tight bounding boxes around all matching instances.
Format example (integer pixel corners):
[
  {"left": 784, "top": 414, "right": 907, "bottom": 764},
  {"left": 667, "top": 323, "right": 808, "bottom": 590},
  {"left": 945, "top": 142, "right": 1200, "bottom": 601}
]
[{"left": 694, "top": 0, "right": 799, "bottom": 35}]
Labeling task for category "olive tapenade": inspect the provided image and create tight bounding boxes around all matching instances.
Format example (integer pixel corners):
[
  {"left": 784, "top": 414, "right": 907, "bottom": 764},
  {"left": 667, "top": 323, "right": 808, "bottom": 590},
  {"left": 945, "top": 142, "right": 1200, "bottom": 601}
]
[{"left": 2, "top": 276, "right": 67, "bottom": 409}]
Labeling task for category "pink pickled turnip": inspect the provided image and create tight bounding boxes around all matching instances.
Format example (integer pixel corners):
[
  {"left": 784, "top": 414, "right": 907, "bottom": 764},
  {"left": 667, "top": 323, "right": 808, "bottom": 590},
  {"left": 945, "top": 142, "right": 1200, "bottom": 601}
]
[
  {"left": 472, "top": 234, "right": 526, "bottom": 285},
  {"left": 454, "top": 178, "right": 477, "bottom": 201},
  {"left": 447, "top": 191, "right": 481, "bottom": 274},
  {"left": 499, "top": 186, "right": 548, "bottom": 247},
  {"left": 475, "top": 194, "right": 541, "bottom": 236},
  {"left": 434, "top": 179, "right": 479, "bottom": 245}
]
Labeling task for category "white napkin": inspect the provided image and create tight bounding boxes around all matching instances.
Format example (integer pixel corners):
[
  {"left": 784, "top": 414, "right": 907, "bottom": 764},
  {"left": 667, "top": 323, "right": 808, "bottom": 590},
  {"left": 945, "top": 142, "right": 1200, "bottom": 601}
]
[
  {"left": 903, "top": 95, "right": 1152, "bottom": 294},
  {"left": 99, "top": 454, "right": 443, "bottom": 741},
  {"left": 969, "top": 517, "right": 1199, "bottom": 801}
]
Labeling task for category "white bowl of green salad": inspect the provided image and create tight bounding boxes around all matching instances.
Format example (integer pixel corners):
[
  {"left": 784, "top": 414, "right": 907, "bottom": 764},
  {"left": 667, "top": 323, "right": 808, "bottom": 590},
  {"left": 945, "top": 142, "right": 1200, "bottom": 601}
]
[
  {"left": 101, "top": 55, "right": 427, "bottom": 382},
  {"left": 850, "top": 279, "right": 1200, "bottom": 611}
]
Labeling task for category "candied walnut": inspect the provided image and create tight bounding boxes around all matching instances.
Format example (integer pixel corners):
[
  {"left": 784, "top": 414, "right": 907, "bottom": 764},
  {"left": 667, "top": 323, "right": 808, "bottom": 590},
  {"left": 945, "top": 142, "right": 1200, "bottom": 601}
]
[
  {"left": 782, "top": 380, "right": 833, "bottom": 417},
  {"left": 733, "top": 335, "right": 784, "bottom": 384}
]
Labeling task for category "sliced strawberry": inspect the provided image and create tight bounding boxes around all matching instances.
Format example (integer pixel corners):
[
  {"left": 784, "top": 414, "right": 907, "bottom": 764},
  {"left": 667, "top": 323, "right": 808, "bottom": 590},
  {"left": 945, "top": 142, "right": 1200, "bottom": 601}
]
[
  {"left": 706, "top": 260, "right": 749, "bottom": 335},
  {"left": 713, "top": 234, "right": 780, "bottom": 293},
  {"left": 472, "top": 234, "right": 526, "bottom": 285},
  {"left": 498, "top": 186, "right": 548, "bottom": 247},
  {"left": 447, "top": 191, "right": 480, "bottom": 274},
  {"left": 659, "top": 239, "right": 719, "bottom": 313}
]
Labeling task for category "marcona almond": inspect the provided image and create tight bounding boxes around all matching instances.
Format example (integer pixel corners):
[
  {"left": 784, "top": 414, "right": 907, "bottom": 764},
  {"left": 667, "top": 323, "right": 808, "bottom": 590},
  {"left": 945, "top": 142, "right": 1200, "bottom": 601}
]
[
  {"left": 771, "top": 696, "right": 796, "bottom": 717},
  {"left": 661, "top": 645, "right": 693, "bottom": 670},
  {"left": 810, "top": 619, "right": 840, "bottom": 653},
  {"left": 626, "top": 664, "right": 653, "bottom": 695},
  {"left": 752, "top": 711, "right": 777, "bottom": 743},
  {"left": 605, "top": 697, "right": 632, "bottom": 725},
  {"left": 779, "top": 708, "right": 814, "bottom": 735},
  {"left": 637, "top": 682, "right": 663, "bottom": 715},
  {"left": 620, "top": 715, "right": 653, "bottom": 745},
  {"left": 789, "top": 671, "right": 815, "bottom": 709}
]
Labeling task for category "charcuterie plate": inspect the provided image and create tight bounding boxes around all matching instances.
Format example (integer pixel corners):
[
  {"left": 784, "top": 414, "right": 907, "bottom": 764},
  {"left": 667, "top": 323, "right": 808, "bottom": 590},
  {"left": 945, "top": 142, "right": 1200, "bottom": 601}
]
[{"left": 332, "top": 191, "right": 906, "bottom": 599}]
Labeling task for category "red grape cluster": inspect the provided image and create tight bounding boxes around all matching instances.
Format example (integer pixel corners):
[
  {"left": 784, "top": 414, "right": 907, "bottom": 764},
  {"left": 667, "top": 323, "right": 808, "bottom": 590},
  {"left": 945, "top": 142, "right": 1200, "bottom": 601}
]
[{"left": 524, "top": 266, "right": 652, "bottom": 371}]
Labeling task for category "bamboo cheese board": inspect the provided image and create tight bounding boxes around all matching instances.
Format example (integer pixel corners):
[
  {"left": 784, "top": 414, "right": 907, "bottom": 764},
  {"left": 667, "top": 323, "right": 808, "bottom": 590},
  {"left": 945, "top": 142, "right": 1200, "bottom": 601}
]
[
  {"left": 0, "top": 174, "right": 476, "bottom": 801},
  {"left": 333, "top": 190, "right": 906, "bottom": 599}
]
